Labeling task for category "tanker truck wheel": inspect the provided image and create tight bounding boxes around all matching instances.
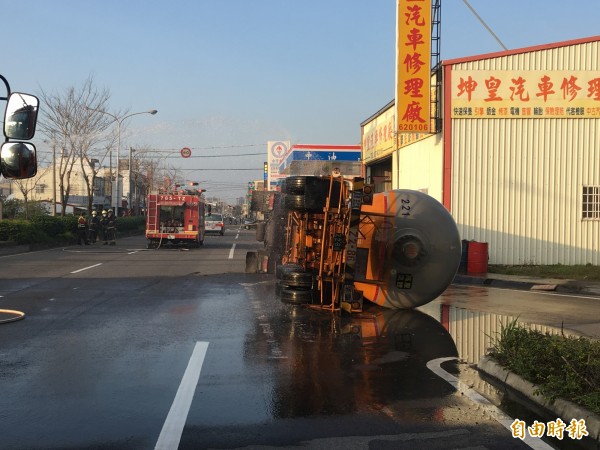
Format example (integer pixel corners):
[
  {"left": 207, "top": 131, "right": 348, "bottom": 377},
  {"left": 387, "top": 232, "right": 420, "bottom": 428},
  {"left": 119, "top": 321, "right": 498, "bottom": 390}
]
[
  {"left": 285, "top": 176, "right": 308, "bottom": 194},
  {"left": 284, "top": 193, "right": 326, "bottom": 212},
  {"left": 277, "top": 283, "right": 313, "bottom": 305},
  {"left": 284, "top": 194, "right": 306, "bottom": 211},
  {"left": 276, "top": 263, "right": 305, "bottom": 279},
  {"left": 285, "top": 176, "right": 331, "bottom": 198},
  {"left": 280, "top": 270, "right": 314, "bottom": 289}
]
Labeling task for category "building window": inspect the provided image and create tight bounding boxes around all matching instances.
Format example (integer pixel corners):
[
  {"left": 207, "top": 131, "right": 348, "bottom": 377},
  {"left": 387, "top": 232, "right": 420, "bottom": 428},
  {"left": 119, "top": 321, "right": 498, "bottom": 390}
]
[
  {"left": 35, "top": 184, "right": 46, "bottom": 194},
  {"left": 582, "top": 186, "right": 600, "bottom": 220}
]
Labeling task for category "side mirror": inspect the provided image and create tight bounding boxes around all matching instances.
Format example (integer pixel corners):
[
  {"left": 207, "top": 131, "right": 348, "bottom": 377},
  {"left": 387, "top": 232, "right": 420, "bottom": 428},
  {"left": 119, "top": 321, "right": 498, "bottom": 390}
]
[
  {"left": 0, "top": 142, "right": 37, "bottom": 179},
  {"left": 3, "top": 92, "right": 39, "bottom": 141}
]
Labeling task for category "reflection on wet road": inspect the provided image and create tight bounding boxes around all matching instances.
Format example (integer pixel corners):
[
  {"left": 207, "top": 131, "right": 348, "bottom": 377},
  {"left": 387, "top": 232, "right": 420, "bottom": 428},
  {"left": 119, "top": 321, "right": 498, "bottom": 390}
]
[
  {"left": 179, "top": 278, "right": 535, "bottom": 449},
  {"left": 420, "top": 284, "right": 598, "bottom": 364},
  {"left": 2, "top": 236, "right": 585, "bottom": 449}
]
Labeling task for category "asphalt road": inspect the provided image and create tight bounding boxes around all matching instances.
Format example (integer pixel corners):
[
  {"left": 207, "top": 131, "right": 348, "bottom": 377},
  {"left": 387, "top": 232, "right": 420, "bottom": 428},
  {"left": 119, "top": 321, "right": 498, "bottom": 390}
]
[{"left": 0, "top": 228, "right": 589, "bottom": 450}]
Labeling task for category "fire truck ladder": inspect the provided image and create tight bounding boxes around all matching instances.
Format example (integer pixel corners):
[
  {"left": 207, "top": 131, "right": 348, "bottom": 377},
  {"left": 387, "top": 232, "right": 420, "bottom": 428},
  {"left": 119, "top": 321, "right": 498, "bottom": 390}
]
[
  {"left": 147, "top": 195, "right": 159, "bottom": 233},
  {"left": 146, "top": 195, "right": 166, "bottom": 249}
]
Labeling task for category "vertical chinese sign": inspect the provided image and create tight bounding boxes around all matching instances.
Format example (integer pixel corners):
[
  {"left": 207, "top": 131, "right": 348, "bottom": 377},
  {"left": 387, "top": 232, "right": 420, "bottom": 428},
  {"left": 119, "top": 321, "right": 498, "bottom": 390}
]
[{"left": 396, "top": 0, "right": 432, "bottom": 133}]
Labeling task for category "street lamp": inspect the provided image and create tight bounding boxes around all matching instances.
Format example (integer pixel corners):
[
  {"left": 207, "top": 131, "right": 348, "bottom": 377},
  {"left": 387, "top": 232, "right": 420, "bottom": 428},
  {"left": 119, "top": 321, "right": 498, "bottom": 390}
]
[
  {"left": 128, "top": 146, "right": 136, "bottom": 214},
  {"left": 86, "top": 108, "right": 157, "bottom": 216}
]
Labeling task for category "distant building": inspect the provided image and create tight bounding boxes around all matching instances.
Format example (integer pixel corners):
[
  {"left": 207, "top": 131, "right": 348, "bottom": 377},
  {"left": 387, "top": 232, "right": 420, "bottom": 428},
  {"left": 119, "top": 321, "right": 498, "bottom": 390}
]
[{"left": 8, "top": 159, "right": 109, "bottom": 213}]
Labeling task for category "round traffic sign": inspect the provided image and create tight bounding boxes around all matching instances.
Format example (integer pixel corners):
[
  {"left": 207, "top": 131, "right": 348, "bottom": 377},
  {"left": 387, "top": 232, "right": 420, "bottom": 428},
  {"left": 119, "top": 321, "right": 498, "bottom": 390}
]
[{"left": 180, "top": 147, "right": 192, "bottom": 158}]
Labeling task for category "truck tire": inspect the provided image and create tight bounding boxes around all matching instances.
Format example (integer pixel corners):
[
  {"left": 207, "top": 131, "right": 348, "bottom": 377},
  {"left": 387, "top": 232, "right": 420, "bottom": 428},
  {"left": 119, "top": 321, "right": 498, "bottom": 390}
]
[
  {"left": 284, "top": 193, "right": 326, "bottom": 212},
  {"left": 285, "top": 176, "right": 308, "bottom": 194},
  {"left": 280, "top": 270, "right": 313, "bottom": 289},
  {"left": 286, "top": 176, "right": 333, "bottom": 198},
  {"left": 284, "top": 194, "right": 306, "bottom": 211},
  {"left": 276, "top": 263, "right": 304, "bottom": 279},
  {"left": 304, "top": 176, "right": 330, "bottom": 196},
  {"left": 277, "top": 284, "right": 313, "bottom": 305}
]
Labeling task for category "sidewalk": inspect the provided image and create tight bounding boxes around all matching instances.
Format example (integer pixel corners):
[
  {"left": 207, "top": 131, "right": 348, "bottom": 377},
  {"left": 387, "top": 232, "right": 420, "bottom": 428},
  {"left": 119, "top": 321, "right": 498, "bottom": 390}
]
[
  {"left": 454, "top": 271, "right": 600, "bottom": 448},
  {"left": 454, "top": 272, "right": 600, "bottom": 298}
]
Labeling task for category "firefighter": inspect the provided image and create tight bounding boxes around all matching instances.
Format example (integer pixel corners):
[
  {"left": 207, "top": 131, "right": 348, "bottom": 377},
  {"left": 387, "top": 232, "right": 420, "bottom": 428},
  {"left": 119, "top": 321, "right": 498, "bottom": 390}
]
[
  {"left": 77, "top": 212, "right": 90, "bottom": 245},
  {"left": 88, "top": 210, "right": 100, "bottom": 243},
  {"left": 100, "top": 210, "right": 109, "bottom": 245},
  {"left": 106, "top": 209, "right": 117, "bottom": 245}
]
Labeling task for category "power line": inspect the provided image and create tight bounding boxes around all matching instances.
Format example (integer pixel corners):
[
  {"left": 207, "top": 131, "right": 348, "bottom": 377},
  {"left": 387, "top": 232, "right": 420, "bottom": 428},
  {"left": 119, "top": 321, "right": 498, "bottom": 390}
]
[
  {"left": 138, "top": 144, "right": 265, "bottom": 152},
  {"left": 462, "top": 0, "right": 508, "bottom": 51},
  {"left": 175, "top": 167, "right": 262, "bottom": 171},
  {"left": 160, "top": 152, "right": 265, "bottom": 159}
]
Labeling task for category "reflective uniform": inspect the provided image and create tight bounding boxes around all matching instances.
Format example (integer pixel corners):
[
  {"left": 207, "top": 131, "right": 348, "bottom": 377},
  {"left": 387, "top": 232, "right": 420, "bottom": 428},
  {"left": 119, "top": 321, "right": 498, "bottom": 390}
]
[
  {"left": 89, "top": 212, "right": 100, "bottom": 243},
  {"left": 100, "top": 211, "right": 109, "bottom": 244},
  {"left": 77, "top": 214, "right": 89, "bottom": 245},
  {"left": 106, "top": 210, "right": 117, "bottom": 245}
]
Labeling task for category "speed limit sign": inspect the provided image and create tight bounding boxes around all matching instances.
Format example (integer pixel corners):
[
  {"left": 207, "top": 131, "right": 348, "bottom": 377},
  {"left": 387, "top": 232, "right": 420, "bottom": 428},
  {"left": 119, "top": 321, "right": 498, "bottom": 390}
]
[{"left": 180, "top": 147, "right": 192, "bottom": 158}]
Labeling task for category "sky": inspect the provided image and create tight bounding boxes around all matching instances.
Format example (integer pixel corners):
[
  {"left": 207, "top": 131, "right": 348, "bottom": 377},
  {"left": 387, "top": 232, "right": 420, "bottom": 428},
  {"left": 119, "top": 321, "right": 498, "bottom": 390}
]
[{"left": 2, "top": 0, "right": 599, "bottom": 203}]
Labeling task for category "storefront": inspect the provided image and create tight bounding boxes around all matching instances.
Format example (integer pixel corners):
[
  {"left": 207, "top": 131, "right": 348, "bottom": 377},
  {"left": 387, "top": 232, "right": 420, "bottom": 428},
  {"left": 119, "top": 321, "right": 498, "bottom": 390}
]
[{"left": 362, "top": 35, "right": 600, "bottom": 265}]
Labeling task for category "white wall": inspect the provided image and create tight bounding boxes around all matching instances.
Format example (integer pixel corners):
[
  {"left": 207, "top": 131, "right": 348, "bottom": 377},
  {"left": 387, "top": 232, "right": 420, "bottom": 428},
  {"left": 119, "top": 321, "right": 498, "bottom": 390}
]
[{"left": 395, "top": 133, "right": 444, "bottom": 202}]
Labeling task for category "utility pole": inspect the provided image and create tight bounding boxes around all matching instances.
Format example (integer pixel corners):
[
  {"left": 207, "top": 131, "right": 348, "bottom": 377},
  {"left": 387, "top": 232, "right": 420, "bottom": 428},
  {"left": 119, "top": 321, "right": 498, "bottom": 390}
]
[{"left": 52, "top": 144, "right": 56, "bottom": 216}]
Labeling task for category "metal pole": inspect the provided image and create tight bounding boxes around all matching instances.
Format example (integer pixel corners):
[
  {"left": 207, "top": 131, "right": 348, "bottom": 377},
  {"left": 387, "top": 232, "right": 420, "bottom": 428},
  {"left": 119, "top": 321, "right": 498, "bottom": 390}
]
[
  {"left": 52, "top": 144, "right": 56, "bottom": 216},
  {"left": 128, "top": 146, "right": 133, "bottom": 214},
  {"left": 109, "top": 147, "right": 113, "bottom": 213},
  {"left": 115, "top": 119, "right": 121, "bottom": 216}
]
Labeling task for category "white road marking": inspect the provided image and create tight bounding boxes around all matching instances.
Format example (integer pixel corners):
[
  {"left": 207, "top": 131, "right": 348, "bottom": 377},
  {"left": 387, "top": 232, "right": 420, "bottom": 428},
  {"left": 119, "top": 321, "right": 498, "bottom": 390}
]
[
  {"left": 228, "top": 243, "right": 236, "bottom": 259},
  {"left": 427, "top": 357, "right": 553, "bottom": 450},
  {"left": 70, "top": 263, "right": 102, "bottom": 274},
  {"left": 155, "top": 341, "right": 209, "bottom": 450}
]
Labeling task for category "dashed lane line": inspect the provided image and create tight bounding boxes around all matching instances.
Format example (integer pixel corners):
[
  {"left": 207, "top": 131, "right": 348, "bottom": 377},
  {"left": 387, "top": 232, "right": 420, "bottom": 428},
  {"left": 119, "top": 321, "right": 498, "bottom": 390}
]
[
  {"left": 70, "top": 263, "right": 102, "bottom": 274},
  {"left": 155, "top": 341, "right": 209, "bottom": 450}
]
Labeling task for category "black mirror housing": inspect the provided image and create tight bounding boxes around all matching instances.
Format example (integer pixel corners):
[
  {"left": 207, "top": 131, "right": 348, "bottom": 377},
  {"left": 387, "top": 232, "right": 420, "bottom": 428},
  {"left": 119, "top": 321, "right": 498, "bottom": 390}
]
[
  {"left": 0, "top": 142, "right": 37, "bottom": 179},
  {"left": 3, "top": 92, "right": 39, "bottom": 141}
]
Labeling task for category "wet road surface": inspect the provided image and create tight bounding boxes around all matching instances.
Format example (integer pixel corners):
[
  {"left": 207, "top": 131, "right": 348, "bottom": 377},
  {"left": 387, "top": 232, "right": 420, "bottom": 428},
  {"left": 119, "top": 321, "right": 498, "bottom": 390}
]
[{"left": 0, "top": 230, "right": 589, "bottom": 449}]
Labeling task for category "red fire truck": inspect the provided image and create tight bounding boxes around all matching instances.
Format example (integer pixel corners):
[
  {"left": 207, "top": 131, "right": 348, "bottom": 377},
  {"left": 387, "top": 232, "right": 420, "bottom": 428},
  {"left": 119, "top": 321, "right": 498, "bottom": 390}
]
[{"left": 145, "top": 188, "right": 206, "bottom": 249}]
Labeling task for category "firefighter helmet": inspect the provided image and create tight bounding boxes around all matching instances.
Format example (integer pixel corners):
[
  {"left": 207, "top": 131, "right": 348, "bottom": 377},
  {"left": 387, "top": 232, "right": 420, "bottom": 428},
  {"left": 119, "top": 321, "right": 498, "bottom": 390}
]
[
  {"left": 108, "top": 209, "right": 113, "bottom": 213},
  {"left": 92, "top": 211, "right": 97, "bottom": 216},
  {"left": 102, "top": 210, "right": 107, "bottom": 215}
]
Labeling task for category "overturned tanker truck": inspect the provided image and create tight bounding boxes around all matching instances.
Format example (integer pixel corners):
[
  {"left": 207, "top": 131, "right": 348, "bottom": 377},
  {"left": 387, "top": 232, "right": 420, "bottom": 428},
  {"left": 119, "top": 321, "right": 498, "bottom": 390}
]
[{"left": 252, "top": 173, "right": 462, "bottom": 312}]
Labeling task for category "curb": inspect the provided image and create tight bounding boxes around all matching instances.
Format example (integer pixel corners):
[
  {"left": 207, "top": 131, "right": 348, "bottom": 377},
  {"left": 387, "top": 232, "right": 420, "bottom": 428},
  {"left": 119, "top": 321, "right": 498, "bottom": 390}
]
[
  {"left": 453, "top": 274, "right": 600, "bottom": 297},
  {"left": 478, "top": 355, "right": 600, "bottom": 445},
  {"left": 454, "top": 274, "right": 539, "bottom": 290}
]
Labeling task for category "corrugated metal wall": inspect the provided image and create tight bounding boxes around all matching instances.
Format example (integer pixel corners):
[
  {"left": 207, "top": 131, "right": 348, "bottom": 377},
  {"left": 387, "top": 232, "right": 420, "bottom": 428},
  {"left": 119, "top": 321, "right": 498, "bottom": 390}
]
[
  {"left": 450, "top": 41, "right": 600, "bottom": 265},
  {"left": 419, "top": 302, "right": 581, "bottom": 365}
]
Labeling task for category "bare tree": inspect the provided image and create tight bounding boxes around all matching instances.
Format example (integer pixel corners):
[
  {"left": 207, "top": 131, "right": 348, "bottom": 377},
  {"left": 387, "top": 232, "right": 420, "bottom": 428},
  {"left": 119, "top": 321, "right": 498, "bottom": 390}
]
[
  {"left": 37, "top": 76, "right": 125, "bottom": 215},
  {"left": 132, "top": 150, "right": 182, "bottom": 214},
  {"left": 12, "top": 166, "right": 52, "bottom": 219},
  {"left": 127, "top": 146, "right": 155, "bottom": 215}
]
